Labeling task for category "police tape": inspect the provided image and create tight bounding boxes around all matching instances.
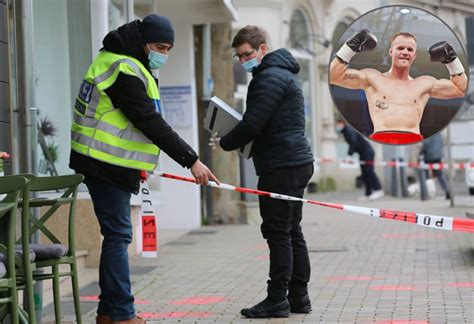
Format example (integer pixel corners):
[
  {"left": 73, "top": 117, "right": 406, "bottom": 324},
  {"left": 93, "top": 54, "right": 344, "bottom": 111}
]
[
  {"left": 316, "top": 158, "right": 474, "bottom": 171},
  {"left": 157, "top": 172, "right": 474, "bottom": 234},
  {"left": 137, "top": 171, "right": 158, "bottom": 258}
]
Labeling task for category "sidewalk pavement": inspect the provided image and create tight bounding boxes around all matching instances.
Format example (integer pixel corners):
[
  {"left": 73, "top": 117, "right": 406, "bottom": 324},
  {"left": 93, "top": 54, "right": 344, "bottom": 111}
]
[{"left": 44, "top": 190, "right": 473, "bottom": 323}]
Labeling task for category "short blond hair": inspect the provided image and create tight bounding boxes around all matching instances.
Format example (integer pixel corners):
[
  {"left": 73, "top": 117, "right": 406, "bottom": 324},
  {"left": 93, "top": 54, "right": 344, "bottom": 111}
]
[{"left": 390, "top": 32, "right": 417, "bottom": 45}]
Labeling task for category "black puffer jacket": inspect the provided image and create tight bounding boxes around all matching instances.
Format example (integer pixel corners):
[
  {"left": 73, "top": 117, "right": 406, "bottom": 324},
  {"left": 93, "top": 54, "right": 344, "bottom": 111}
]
[
  {"left": 69, "top": 20, "right": 198, "bottom": 193},
  {"left": 220, "top": 48, "right": 314, "bottom": 175}
]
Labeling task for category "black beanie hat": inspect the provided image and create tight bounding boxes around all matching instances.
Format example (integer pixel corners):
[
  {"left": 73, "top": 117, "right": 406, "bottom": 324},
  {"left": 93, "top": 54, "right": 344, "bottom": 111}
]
[{"left": 139, "top": 14, "right": 175, "bottom": 45}]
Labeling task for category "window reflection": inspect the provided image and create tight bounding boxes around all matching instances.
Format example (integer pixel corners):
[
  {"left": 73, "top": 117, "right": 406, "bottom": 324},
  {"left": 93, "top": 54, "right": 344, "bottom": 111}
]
[
  {"left": 109, "top": 0, "right": 127, "bottom": 30},
  {"left": 290, "top": 9, "right": 314, "bottom": 147}
]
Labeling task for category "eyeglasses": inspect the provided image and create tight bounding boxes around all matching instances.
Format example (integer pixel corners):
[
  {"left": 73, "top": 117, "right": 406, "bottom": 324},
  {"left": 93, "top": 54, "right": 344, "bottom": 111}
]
[{"left": 232, "top": 49, "right": 256, "bottom": 61}]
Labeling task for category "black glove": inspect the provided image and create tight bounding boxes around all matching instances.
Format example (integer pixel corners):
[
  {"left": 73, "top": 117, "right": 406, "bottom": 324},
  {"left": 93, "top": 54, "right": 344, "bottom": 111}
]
[
  {"left": 346, "top": 29, "right": 378, "bottom": 53},
  {"left": 336, "top": 29, "right": 377, "bottom": 63},
  {"left": 429, "top": 41, "right": 457, "bottom": 64},
  {"left": 429, "top": 41, "right": 464, "bottom": 75}
]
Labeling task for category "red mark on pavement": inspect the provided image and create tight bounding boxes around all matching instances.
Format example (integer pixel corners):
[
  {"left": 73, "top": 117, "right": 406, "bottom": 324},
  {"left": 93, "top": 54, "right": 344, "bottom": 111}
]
[
  {"left": 80, "top": 295, "right": 151, "bottom": 304},
  {"left": 447, "top": 282, "right": 474, "bottom": 288},
  {"left": 169, "top": 296, "right": 226, "bottom": 305},
  {"left": 369, "top": 285, "right": 415, "bottom": 291},
  {"left": 256, "top": 255, "right": 269, "bottom": 260},
  {"left": 80, "top": 295, "right": 99, "bottom": 301},
  {"left": 138, "top": 311, "right": 213, "bottom": 318},
  {"left": 327, "top": 276, "right": 374, "bottom": 281},
  {"left": 134, "top": 299, "right": 152, "bottom": 305},
  {"left": 374, "top": 321, "right": 429, "bottom": 324}
]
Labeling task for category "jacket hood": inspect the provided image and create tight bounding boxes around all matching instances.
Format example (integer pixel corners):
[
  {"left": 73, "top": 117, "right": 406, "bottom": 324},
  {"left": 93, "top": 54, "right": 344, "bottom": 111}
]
[
  {"left": 253, "top": 48, "right": 300, "bottom": 75},
  {"left": 102, "top": 19, "right": 149, "bottom": 69}
]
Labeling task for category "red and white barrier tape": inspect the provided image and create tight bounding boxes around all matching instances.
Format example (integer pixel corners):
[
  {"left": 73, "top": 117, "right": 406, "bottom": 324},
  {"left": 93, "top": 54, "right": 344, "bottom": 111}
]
[
  {"left": 157, "top": 172, "right": 474, "bottom": 234},
  {"left": 316, "top": 158, "right": 474, "bottom": 171},
  {"left": 137, "top": 171, "right": 158, "bottom": 257}
]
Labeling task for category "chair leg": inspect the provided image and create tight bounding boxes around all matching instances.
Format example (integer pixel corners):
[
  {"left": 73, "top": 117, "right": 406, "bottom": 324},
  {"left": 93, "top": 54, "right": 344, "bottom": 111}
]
[
  {"left": 23, "top": 267, "right": 37, "bottom": 324},
  {"left": 9, "top": 285, "right": 19, "bottom": 324},
  {"left": 52, "top": 265, "right": 61, "bottom": 324},
  {"left": 18, "top": 306, "right": 30, "bottom": 323},
  {"left": 71, "top": 261, "right": 82, "bottom": 324}
]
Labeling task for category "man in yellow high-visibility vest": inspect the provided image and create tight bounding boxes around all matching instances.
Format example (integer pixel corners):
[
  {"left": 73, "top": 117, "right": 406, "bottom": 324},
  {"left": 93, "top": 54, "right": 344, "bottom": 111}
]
[{"left": 69, "top": 14, "right": 218, "bottom": 324}]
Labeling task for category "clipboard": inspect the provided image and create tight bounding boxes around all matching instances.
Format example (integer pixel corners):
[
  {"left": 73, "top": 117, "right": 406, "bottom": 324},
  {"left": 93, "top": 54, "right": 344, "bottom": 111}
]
[{"left": 203, "top": 96, "right": 253, "bottom": 159}]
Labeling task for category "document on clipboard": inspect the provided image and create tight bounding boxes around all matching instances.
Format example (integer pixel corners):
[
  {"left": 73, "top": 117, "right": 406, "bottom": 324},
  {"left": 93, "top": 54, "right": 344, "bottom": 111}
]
[{"left": 203, "top": 96, "right": 253, "bottom": 159}]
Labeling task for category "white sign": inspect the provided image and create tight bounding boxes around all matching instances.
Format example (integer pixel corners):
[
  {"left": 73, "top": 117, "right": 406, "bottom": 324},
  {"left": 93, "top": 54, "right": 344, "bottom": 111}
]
[{"left": 160, "top": 86, "right": 192, "bottom": 128}]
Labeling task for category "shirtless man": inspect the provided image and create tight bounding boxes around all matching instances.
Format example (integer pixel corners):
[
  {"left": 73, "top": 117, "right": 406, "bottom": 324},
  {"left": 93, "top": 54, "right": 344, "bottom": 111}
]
[{"left": 329, "top": 30, "right": 467, "bottom": 144}]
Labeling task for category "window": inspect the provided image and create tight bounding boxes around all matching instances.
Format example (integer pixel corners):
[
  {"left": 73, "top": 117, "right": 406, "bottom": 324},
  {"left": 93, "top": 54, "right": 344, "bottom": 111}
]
[
  {"left": 289, "top": 9, "right": 314, "bottom": 147},
  {"left": 109, "top": 0, "right": 128, "bottom": 30},
  {"left": 32, "top": 0, "right": 92, "bottom": 176}
]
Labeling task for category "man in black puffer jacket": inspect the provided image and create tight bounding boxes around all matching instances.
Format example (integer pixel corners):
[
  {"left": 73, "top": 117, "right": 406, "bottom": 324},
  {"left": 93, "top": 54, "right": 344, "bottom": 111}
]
[{"left": 210, "top": 25, "right": 314, "bottom": 318}]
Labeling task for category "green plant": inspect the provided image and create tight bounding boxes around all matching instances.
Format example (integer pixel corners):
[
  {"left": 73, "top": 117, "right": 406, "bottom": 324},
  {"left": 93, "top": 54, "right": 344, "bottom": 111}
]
[
  {"left": 46, "top": 143, "right": 59, "bottom": 164},
  {"left": 40, "top": 117, "right": 57, "bottom": 137},
  {"left": 38, "top": 115, "right": 60, "bottom": 175}
]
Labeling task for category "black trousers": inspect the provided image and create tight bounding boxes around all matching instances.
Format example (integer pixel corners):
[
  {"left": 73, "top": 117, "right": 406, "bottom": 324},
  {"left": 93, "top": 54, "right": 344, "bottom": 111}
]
[
  {"left": 257, "top": 163, "right": 314, "bottom": 301},
  {"left": 424, "top": 158, "right": 450, "bottom": 195},
  {"left": 360, "top": 164, "right": 382, "bottom": 196}
]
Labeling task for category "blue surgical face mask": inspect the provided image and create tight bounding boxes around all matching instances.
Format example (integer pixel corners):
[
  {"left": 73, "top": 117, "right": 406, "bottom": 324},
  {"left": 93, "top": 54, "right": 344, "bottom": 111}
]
[
  {"left": 335, "top": 126, "right": 344, "bottom": 133},
  {"left": 242, "top": 57, "right": 259, "bottom": 73},
  {"left": 148, "top": 45, "right": 168, "bottom": 69}
]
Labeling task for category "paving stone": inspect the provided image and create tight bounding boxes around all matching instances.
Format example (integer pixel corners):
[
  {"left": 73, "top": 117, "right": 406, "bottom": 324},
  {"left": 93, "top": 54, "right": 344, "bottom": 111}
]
[{"left": 45, "top": 192, "right": 473, "bottom": 323}]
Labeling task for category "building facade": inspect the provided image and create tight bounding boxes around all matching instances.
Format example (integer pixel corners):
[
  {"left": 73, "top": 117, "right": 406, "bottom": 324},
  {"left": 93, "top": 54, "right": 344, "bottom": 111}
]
[
  {"left": 0, "top": 0, "right": 237, "bottom": 234},
  {"left": 1, "top": 0, "right": 472, "bottom": 241},
  {"left": 233, "top": 0, "right": 473, "bottom": 191}
]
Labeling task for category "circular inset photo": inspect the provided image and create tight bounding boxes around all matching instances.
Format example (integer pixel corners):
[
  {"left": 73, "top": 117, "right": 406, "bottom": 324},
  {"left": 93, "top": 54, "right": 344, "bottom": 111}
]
[{"left": 329, "top": 5, "right": 468, "bottom": 145}]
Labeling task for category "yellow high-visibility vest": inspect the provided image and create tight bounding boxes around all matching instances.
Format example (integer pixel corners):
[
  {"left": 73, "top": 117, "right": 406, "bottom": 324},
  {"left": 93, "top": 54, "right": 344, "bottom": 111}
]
[{"left": 71, "top": 51, "right": 162, "bottom": 171}]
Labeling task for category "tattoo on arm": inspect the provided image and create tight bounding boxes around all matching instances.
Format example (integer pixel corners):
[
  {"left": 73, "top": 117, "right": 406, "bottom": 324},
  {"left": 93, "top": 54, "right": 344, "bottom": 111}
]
[{"left": 343, "top": 73, "right": 360, "bottom": 80}]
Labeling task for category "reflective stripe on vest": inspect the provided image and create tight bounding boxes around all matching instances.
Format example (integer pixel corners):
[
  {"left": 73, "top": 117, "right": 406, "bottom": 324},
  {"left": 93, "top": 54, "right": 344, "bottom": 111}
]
[
  {"left": 71, "top": 132, "right": 157, "bottom": 164},
  {"left": 71, "top": 52, "right": 161, "bottom": 171}
]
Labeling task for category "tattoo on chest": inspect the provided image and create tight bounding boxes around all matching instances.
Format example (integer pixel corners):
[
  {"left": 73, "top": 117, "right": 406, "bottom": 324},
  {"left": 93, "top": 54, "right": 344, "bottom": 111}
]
[{"left": 375, "top": 100, "right": 389, "bottom": 110}]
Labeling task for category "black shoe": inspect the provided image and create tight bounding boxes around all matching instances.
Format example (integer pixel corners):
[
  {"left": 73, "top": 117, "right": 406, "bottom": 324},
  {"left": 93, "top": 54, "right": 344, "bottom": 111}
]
[
  {"left": 288, "top": 294, "right": 312, "bottom": 313},
  {"left": 446, "top": 192, "right": 451, "bottom": 200},
  {"left": 240, "top": 298, "right": 290, "bottom": 318}
]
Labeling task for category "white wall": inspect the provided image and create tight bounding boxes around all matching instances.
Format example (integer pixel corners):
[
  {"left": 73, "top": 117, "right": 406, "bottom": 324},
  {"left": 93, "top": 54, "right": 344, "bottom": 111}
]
[
  {"left": 157, "top": 23, "right": 202, "bottom": 229},
  {"left": 234, "top": 0, "right": 295, "bottom": 48},
  {"left": 33, "top": 0, "right": 72, "bottom": 175}
]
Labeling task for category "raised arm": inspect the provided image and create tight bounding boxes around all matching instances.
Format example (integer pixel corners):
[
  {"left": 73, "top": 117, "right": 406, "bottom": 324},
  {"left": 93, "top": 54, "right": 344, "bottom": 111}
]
[
  {"left": 329, "top": 29, "right": 378, "bottom": 90},
  {"left": 329, "top": 58, "right": 371, "bottom": 89},
  {"left": 429, "top": 74, "right": 467, "bottom": 99},
  {"left": 428, "top": 41, "right": 467, "bottom": 99}
]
